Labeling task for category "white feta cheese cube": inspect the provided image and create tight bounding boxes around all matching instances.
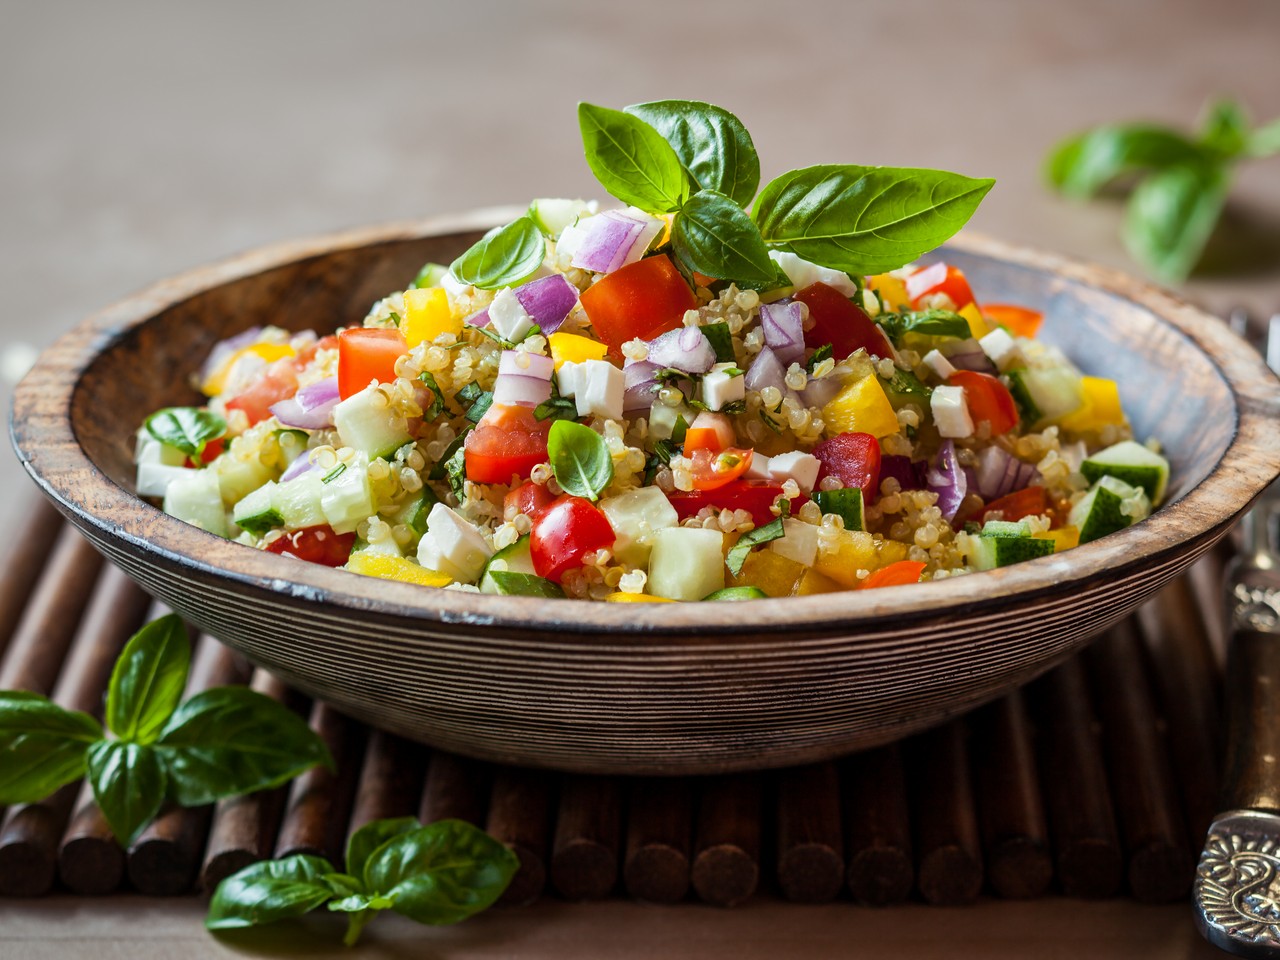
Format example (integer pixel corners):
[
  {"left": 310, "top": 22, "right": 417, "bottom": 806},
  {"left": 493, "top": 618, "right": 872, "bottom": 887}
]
[
  {"left": 416, "top": 502, "right": 493, "bottom": 583},
  {"left": 931, "top": 384, "right": 974, "bottom": 438},
  {"left": 702, "top": 362, "right": 745, "bottom": 412},
  {"left": 557, "top": 360, "right": 582, "bottom": 399},
  {"left": 768, "top": 251, "right": 859, "bottom": 298},
  {"left": 575, "top": 359, "right": 624, "bottom": 421},
  {"left": 767, "top": 451, "right": 821, "bottom": 493},
  {"left": 487, "top": 288, "right": 535, "bottom": 343},
  {"left": 923, "top": 349, "right": 957, "bottom": 381},
  {"left": 769, "top": 518, "right": 819, "bottom": 567},
  {"left": 745, "top": 452, "right": 772, "bottom": 480},
  {"left": 979, "top": 328, "right": 1021, "bottom": 370}
]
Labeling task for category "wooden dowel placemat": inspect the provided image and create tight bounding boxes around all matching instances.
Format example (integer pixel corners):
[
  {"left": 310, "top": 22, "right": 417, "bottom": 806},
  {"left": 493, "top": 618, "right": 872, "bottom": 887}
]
[{"left": 0, "top": 505, "right": 1226, "bottom": 908}]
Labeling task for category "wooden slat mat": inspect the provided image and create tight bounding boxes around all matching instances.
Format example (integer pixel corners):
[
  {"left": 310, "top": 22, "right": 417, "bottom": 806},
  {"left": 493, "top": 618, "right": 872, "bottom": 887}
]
[{"left": 0, "top": 499, "right": 1227, "bottom": 907}]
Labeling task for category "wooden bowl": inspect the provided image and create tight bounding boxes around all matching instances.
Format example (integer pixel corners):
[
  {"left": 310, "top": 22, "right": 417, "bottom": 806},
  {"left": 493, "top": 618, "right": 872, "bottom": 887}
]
[{"left": 12, "top": 210, "right": 1280, "bottom": 774}]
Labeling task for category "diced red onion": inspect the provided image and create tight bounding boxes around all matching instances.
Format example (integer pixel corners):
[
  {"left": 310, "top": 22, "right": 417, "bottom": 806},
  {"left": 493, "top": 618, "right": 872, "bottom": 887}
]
[
  {"left": 281, "top": 452, "right": 317, "bottom": 483},
  {"left": 881, "top": 455, "right": 925, "bottom": 492},
  {"left": 944, "top": 339, "right": 996, "bottom": 374},
  {"left": 926, "top": 440, "right": 967, "bottom": 521},
  {"left": 647, "top": 326, "right": 715, "bottom": 374},
  {"left": 624, "top": 359, "right": 662, "bottom": 413},
  {"left": 199, "top": 327, "right": 263, "bottom": 383},
  {"left": 973, "top": 445, "right": 1039, "bottom": 500},
  {"left": 567, "top": 210, "right": 664, "bottom": 274},
  {"left": 270, "top": 377, "right": 341, "bottom": 429},
  {"left": 499, "top": 350, "right": 554, "bottom": 381},
  {"left": 493, "top": 374, "right": 552, "bottom": 407},
  {"left": 760, "top": 300, "right": 805, "bottom": 365},
  {"left": 744, "top": 346, "right": 787, "bottom": 395},
  {"left": 513, "top": 274, "right": 578, "bottom": 335},
  {"left": 466, "top": 308, "right": 490, "bottom": 328}
]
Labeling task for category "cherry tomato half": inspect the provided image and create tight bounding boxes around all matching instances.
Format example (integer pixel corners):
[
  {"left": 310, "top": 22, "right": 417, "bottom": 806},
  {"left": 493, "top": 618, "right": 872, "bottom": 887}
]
[
  {"left": 980, "top": 485, "right": 1048, "bottom": 524},
  {"left": 948, "top": 370, "right": 1018, "bottom": 435},
  {"left": 504, "top": 480, "right": 556, "bottom": 521},
  {"left": 981, "top": 304, "right": 1043, "bottom": 339},
  {"left": 860, "top": 560, "right": 927, "bottom": 590},
  {"left": 688, "top": 446, "right": 753, "bottom": 491},
  {"left": 464, "top": 404, "right": 551, "bottom": 486},
  {"left": 264, "top": 525, "right": 356, "bottom": 567},
  {"left": 905, "top": 262, "right": 975, "bottom": 310},
  {"left": 579, "top": 255, "right": 697, "bottom": 353},
  {"left": 794, "top": 282, "right": 892, "bottom": 361},
  {"left": 337, "top": 327, "right": 408, "bottom": 399},
  {"left": 530, "top": 495, "right": 616, "bottom": 582},
  {"left": 812, "top": 432, "right": 882, "bottom": 497}
]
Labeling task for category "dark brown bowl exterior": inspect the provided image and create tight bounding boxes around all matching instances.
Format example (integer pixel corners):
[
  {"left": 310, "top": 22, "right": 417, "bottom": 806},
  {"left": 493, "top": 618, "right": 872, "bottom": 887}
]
[{"left": 12, "top": 211, "right": 1280, "bottom": 774}]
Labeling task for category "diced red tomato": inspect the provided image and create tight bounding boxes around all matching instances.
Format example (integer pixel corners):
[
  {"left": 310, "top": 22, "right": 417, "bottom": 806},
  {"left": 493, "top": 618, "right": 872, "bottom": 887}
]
[
  {"left": 980, "top": 485, "right": 1048, "bottom": 524},
  {"left": 905, "top": 262, "right": 975, "bottom": 310},
  {"left": 579, "top": 255, "right": 698, "bottom": 353},
  {"left": 464, "top": 404, "right": 551, "bottom": 485},
  {"left": 682, "top": 412, "right": 736, "bottom": 456},
  {"left": 812, "top": 432, "right": 882, "bottom": 496},
  {"left": 688, "top": 447, "right": 753, "bottom": 491},
  {"left": 186, "top": 437, "right": 225, "bottom": 468},
  {"left": 264, "top": 525, "right": 356, "bottom": 567},
  {"left": 794, "top": 282, "right": 892, "bottom": 361},
  {"left": 860, "top": 560, "right": 927, "bottom": 590},
  {"left": 667, "top": 480, "right": 806, "bottom": 527},
  {"left": 224, "top": 360, "right": 299, "bottom": 427},
  {"left": 337, "top": 328, "right": 408, "bottom": 400},
  {"left": 948, "top": 370, "right": 1018, "bottom": 435},
  {"left": 530, "top": 495, "right": 616, "bottom": 582},
  {"left": 505, "top": 481, "right": 555, "bottom": 520},
  {"left": 981, "top": 304, "right": 1043, "bottom": 339}
]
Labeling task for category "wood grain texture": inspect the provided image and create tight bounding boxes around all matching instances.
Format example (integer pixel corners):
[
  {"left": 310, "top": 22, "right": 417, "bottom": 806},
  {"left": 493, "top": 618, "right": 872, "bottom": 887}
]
[{"left": 10, "top": 215, "right": 1280, "bottom": 774}]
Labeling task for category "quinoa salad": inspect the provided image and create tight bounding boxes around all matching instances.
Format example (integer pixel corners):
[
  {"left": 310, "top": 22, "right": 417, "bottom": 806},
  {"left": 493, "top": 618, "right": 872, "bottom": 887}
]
[{"left": 135, "top": 100, "right": 1167, "bottom": 602}]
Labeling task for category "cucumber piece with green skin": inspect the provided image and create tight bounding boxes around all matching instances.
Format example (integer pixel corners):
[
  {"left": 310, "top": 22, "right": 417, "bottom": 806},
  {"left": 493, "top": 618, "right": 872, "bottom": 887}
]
[
  {"left": 528, "top": 198, "right": 593, "bottom": 239},
  {"left": 400, "top": 486, "right": 441, "bottom": 537},
  {"left": 270, "top": 471, "right": 328, "bottom": 529},
  {"left": 967, "top": 534, "right": 1055, "bottom": 571},
  {"left": 479, "top": 536, "right": 536, "bottom": 594},
  {"left": 1069, "top": 476, "right": 1151, "bottom": 544},
  {"left": 485, "top": 571, "right": 565, "bottom": 598},
  {"left": 414, "top": 262, "right": 449, "bottom": 289},
  {"left": 648, "top": 402, "right": 695, "bottom": 442},
  {"left": 1081, "top": 440, "right": 1169, "bottom": 504},
  {"left": 333, "top": 384, "right": 413, "bottom": 460},
  {"left": 979, "top": 519, "right": 1034, "bottom": 538},
  {"left": 1006, "top": 366, "right": 1083, "bottom": 426},
  {"left": 163, "top": 467, "right": 229, "bottom": 538},
  {"left": 811, "top": 488, "right": 865, "bottom": 532},
  {"left": 648, "top": 527, "right": 725, "bottom": 601},
  {"left": 233, "top": 483, "right": 284, "bottom": 535},
  {"left": 704, "top": 586, "right": 769, "bottom": 601},
  {"left": 1004, "top": 370, "right": 1042, "bottom": 425},
  {"left": 319, "top": 457, "right": 374, "bottom": 534},
  {"left": 214, "top": 450, "right": 275, "bottom": 508}
]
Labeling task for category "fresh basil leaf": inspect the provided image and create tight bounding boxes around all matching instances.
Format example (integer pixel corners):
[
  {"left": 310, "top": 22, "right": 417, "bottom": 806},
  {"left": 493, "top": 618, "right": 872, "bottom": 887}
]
[
  {"left": 812, "top": 488, "right": 865, "bottom": 532},
  {"left": 626, "top": 100, "right": 759, "bottom": 207},
  {"left": 726, "top": 517, "right": 786, "bottom": 576},
  {"left": 547, "top": 420, "right": 613, "bottom": 501},
  {"left": 1249, "top": 117, "right": 1280, "bottom": 158},
  {"left": 0, "top": 691, "right": 100, "bottom": 804},
  {"left": 1122, "top": 163, "right": 1229, "bottom": 282},
  {"left": 1045, "top": 124, "right": 1207, "bottom": 199},
  {"left": 206, "top": 854, "right": 336, "bottom": 930},
  {"left": 86, "top": 740, "right": 167, "bottom": 846},
  {"left": 879, "top": 309, "right": 971, "bottom": 343},
  {"left": 701, "top": 322, "right": 736, "bottom": 364},
  {"left": 414, "top": 262, "right": 449, "bottom": 289},
  {"left": 578, "top": 102, "right": 690, "bottom": 213},
  {"left": 806, "top": 343, "right": 833, "bottom": 373},
  {"left": 672, "top": 190, "right": 776, "bottom": 285},
  {"left": 444, "top": 443, "right": 468, "bottom": 500},
  {"left": 427, "top": 428, "right": 471, "bottom": 481},
  {"left": 486, "top": 571, "right": 566, "bottom": 598},
  {"left": 156, "top": 687, "right": 333, "bottom": 807},
  {"left": 752, "top": 165, "right": 994, "bottom": 275},
  {"left": 105, "top": 614, "right": 191, "bottom": 745},
  {"left": 364, "top": 820, "right": 519, "bottom": 926},
  {"left": 328, "top": 894, "right": 396, "bottom": 913},
  {"left": 418, "top": 371, "right": 446, "bottom": 421},
  {"left": 144, "top": 407, "right": 227, "bottom": 457},
  {"left": 1198, "top": 99, "right": 1251, "bottom": 160},
  {"left": 322, "top": 872, "right": 363, "bottom": 897},
  {"left": 465, "top": 391, "right": 494, "bottom": 424},
  {"left": 237, "top": 509, "right": 284, "bottom": 536},
  {"left": 449, "top": 218, "right": 546, "bottom": 291},
  {"left": 346, "top": 816, "right": 420, "bottom": 880}
]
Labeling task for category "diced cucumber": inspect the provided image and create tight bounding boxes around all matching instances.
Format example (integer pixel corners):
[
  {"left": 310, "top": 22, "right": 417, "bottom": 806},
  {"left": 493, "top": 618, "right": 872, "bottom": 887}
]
[
  {"left": 979, "top": 519, "right": 1034, "bottom": 538},
  {"left": 399, "top": 486, "right": 441, "bottom": 537},
  {"left": 811, "top": 488, "right": 864, "bottom": 532},
  {"left": 271, "top": 471, "right": 328, "bottom": 529},
  {"left": 967, "top": 534, "right": 1055, "bottom": 570},
  {"left": 479, "top": 536, "right": 536, "bottom": 594},
  {"left": 1006, "top": 366, "right": 1083, "bottom": 425},
  {"left": 648, "top": 402, "right": 696, "bottom": 442},
  {"left": 214, "top": 451, "right": 275, "bottom": 508},
  {"left": 319, "top": 457, "right": 374, "bottom": 534},
  {"left": 233, "top": 483, "right": 285, "bottom": 535},
  {"left": 1082, "top": 440, "right": 1169, "bottom": 504},
  {"left": 528, "top": 198, "right": 593, "bottom": 239},
  {"left": 414, "top": 262, "right": 449, "bottom": 289},
  {"left": 163, "top": 467, "right": 229, "bottom": 538},
  {"left": 647, "top": 527, "right": 725, "bottom": 601},
  {"left": 599, "top": 487, "right": 679, "bottom": 567},
  {"left": 1004, "top": 370, "right": 1042, "bottom": 425},
  {"left": 135, "top": 433, "right": 187, "bottom": 467},
  {"left": 136, "top": 462, "right": 194, "bottom": 498},
  {"left": 1069, "top": 476, "right": 1151, "bottom": 544},
  {"left": 333, "top": 385, "right": 413, "bottom": 460},
  {"left": 704, "top": 586, "right": 768, "bottom": 601},
  {"left": 484, "top": 571, "right": 565, "bottom": 598},
  {"left": 880, "top": 367, "right": 932, "bottom": 411}
]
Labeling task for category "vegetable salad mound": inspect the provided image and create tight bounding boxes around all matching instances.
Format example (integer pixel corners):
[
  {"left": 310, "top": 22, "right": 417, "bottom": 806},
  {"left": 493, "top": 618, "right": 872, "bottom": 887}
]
[{"left": 136, "top": 100, "right": 1167, "bottom": 602}]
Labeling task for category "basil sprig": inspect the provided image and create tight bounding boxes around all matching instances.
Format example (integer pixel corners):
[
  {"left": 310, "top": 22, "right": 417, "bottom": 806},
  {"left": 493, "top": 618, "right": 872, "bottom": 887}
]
[
  {"left": 207, "top": 817, "right": 517, "bottom": 946},
  {"left": 1046, "top": 98, "right": 1280, "bottom": 281},
  {"left": 726, "top": 517, "right": 786, "bottom": 576},
  {"left": 547, "top": 420, "right": 613, "bottom": 501},
  {"left": 579, "top": 99, "right": 993, "bottom": 287},
  {"left": 0, "top": 615, "right": 331, "bottom": 846},
  {"left": 449, "top": 217, "right": 546, "bottom": 290},
  {"left": 145, "top": 407, "right": 227, "bottom": 458}
]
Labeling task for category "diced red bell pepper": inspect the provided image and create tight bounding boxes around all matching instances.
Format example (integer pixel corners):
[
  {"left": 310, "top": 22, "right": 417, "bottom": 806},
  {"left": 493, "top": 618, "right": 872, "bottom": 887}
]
[
  {"left": 980, "top": 304, "right": 1043, "bottom": 339},
  {"left": 185, "top": 437, "right": 225, "bottom": 468},
  {"left": 812, "top": 432, "right": 882, "bottom": 497},
  {"left": 860, "top": 560, "right": 927, "bottom": 589},
  {"left": 794, "top": 282, "right": 892, "bottom": 361},
  {"left": 505, "top": 480, "right": 556, "bottom": 520},
  {"left": 530, "top": 495, "right": 616, "bottom": 582},
  {"left": 579, "top": 255, "right": 697, "bottom": 353},
  {"left": 264, "top": 525, "right": 356, "bottom": 567},
  {"left": 949, "top": 370, "right": 1018, "bottom": 435},
  {"left": 464, "top": 404, "right": 551, "bottom": 486},
  {"left": 337, "top": 327, "right": 408, "bottom": 399},
  {"left": 905, "top": 262, "right": 975, "bottom": 310},
  {"left": 224, "top": 360, "right": 299, "bottom": 427},
  {"left": 667, "top": 479, "right": 806, "bottom": 528},
  {"left": 295, "top": 334, "right": 340, "bottom": 369},
  {"left": 980, "top": 485, "right": 1048, "bottom": 524}
]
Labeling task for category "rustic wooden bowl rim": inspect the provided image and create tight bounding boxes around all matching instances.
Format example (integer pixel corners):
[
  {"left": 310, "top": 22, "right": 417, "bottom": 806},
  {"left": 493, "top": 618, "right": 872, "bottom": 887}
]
[{"left": 12, "top": 209, "right": 1280, "bottom": 643}]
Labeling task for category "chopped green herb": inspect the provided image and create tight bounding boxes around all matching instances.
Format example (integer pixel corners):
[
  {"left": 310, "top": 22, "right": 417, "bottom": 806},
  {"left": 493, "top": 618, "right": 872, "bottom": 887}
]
[
  {"left": 321, "top": 463, "right": 347, "bottom": 484},
  {"left": 427, "top": 428, "right": 472, "bottom": 482},
  {"left": 806, "top": 343, "right": 833, "bottom": 373},
  {"left": 726, "top": 517, "right": 786, "bottom": 576},
  {"left": 701, "top": 322, "right": 736, "bottom": 363},
  {"left": 418, "top": 371, "right": 446, "bottom": 421}
]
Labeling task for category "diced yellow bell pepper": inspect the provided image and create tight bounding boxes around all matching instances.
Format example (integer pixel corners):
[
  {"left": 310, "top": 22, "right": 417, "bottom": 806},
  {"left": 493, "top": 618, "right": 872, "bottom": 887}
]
[
  {"left": 605, "top": 592, "right": 675, "bottom": 603},
  {"left": 822, "top": 374, "right": 900, "bottom": 439},
  {"left": 549, "top": 332, "right": 608, "bottom": 370},
  {"left": 345, "top": 553, "right": 452, "bottom": 588},
  {"left": 401, "top": 287, "right": 461, "bottom": 347},
  {"left": 1035, "top": 526, "right": 1081, "bottom": 553},
  {"left": 1057, "top": 377, "right": 1127, "bottom": 433},
  {"left": 202, "top": 342, "right": 296, "bottom": 396},
  {"left": 728, "top": 550, "right": 806, "bottom": 598},
  {"left": 812, "top": 530, "right": 910, "bottom": 588},
  {"left": 867, "top": 274, "right": 909, "bottom": 312},
  {"left": 958, "top": 302, "right": 991, "bottom": 339},
  {"left": 794, "top": 568, "right": 843, "bottom": 596}
]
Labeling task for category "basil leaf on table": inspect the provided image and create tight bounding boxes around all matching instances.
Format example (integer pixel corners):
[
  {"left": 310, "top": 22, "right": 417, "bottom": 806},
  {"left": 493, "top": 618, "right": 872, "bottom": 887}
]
[
  {"left": 144, "top": 407, "right": 227, "bottom": 457},
  {"left": 105, "top": 613, "right": 190, "bottom": 745},
  {"left": 156, "top": 687, "right": 334, "bottom": 806},
  {"left": 672, "top": 190, "right": 776, "bottom": 285},
  {"left": 578, "top": 102, "right": 690, "bottom": 213},
  {"left": 206, "top": 854, "right": 336, "bottom": 930},
  {"left": 547, "top": 420, "right": 613, "bottom": 501},
  {"left": 0, "top": 691, "right": 103, "bottom": 803},
  {"left": 1044, "top": 124, "right": 1206, "bottom": 199},
  {"left": 346, "top": 816, "right": 420, "bottom": 882},
  {"left": 1198, "top": 99, "right": 1252, "bottom": 160},
  {"left": 726, "top": 517, "right": 786, "bottom": 576},
  {"left": 86, "top": 739, "right": 167, "bottom": 846},
  {"left": 625, "top": 99, "right": 760, "bottom": 207},
  {"left": 449, "top": 217, "right": 546, "bottom": 290},
  {"left": 751, "top": 164, "right": 994, "bottom": 275},
  {"left": 1123, "top": 163, "right": 1230, "bottom": 283}
]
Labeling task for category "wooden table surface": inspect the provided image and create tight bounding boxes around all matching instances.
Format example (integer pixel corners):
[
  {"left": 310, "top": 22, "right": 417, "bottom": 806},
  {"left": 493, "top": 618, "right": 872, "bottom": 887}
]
[{"left": 2, "top": 0, "right": 1278, "bottom": 955}]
